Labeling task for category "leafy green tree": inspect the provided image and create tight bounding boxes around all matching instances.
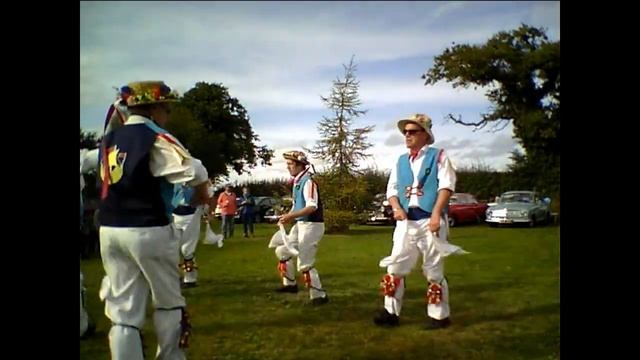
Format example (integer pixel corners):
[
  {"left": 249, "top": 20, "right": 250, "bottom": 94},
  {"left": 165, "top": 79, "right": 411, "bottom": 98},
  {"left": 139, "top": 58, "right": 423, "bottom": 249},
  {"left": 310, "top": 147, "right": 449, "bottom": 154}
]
[
  {"left": 422, "top": 24, "right": 560, "bottom": 195},
  {"left": 166, "top": 82, "right": 274, "bottom": 180}
]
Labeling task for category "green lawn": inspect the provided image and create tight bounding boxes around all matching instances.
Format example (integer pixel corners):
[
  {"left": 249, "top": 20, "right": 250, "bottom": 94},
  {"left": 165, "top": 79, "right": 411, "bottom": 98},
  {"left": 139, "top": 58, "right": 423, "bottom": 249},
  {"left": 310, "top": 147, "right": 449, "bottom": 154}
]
[{"left": 80, "top": 221, "right": 560, "bottom": 360}]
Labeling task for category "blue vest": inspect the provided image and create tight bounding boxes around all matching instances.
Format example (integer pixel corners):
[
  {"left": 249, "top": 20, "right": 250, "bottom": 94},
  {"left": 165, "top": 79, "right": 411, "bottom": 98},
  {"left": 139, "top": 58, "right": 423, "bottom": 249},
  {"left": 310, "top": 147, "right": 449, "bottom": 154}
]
[
  {"left": 172, "top": 184, "right": 196, "bottom": 215},
  {"left": 98, "top": 121, "right": 175, "bottom": 227},
  {"left": 396, "top": 147, "right": 440, "bottom": 213},
  {"left": 293, "top": 172, "right": 324, "bottom": 222}
]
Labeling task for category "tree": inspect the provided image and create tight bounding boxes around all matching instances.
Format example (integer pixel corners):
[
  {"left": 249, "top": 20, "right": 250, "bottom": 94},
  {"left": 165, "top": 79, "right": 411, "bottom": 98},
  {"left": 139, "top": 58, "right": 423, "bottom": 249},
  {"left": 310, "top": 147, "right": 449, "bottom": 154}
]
[
  {"left": 422, "top": 24, "right": 560, "bottom": 194},
  {"left": 166, "top": 82, "right": 274, "bottom": 180},
  {"left": 360, "top": 168, "right": 390, "bottom": 198},
  {"left": 306, "top": 56, "right": 374, "bottom": 176},
  {"left": 80, "top": 127, "right": 99, "bottom": 149},
  {"left": 455, "top": 161, "right": 506, "bottom": 201}
]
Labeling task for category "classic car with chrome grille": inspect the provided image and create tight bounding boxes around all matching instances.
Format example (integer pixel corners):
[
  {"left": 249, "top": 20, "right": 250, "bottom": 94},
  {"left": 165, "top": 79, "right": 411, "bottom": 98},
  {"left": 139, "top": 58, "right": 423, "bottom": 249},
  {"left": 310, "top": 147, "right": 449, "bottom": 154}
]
[{"left": 485, "top": 191, "right": 551, "bottom": 227}]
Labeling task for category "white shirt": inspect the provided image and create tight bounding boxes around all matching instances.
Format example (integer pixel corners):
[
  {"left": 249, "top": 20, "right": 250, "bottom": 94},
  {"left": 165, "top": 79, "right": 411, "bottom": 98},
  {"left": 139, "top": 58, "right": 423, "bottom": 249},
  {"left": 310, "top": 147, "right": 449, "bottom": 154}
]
[
  {"left": 80, "top": 148, "right": 99, "bottom": 191},
  {"left": 125, "top": 115, "right": 208, "bottom": 186},
  {"left": 291, "top": 168, "right": 319, "bottom": 210},
  {"left": 386, "top": 145, "right": 456, "bottom": 207}
]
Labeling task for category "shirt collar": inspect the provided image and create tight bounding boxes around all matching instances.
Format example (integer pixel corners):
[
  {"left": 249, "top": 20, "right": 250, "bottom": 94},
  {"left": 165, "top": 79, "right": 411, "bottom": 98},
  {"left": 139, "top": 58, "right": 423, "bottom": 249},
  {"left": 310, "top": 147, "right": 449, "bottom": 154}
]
[
  {"left": 293, "top": 167, "right": 310, "bottom": 184},
  {"left": 407, "top": 144, "right": 430, "bottom": 156},
  {"left": 125, "top": 114, "right": 154, "bottom": 126}
]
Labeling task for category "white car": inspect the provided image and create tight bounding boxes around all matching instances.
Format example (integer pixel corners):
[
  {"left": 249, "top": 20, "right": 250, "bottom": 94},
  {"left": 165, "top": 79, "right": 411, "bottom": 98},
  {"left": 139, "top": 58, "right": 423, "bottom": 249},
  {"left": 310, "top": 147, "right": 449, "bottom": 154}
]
[{"left": 485, "top": 191, "right": 551, "bottom": 227}]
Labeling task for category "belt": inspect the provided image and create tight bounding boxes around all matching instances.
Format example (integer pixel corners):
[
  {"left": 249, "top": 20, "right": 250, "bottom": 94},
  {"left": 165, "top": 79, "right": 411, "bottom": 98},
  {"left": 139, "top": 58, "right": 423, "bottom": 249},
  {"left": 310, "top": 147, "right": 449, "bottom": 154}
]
[{"left": 407, "top": 207, "right": 431, "bottom": 221}]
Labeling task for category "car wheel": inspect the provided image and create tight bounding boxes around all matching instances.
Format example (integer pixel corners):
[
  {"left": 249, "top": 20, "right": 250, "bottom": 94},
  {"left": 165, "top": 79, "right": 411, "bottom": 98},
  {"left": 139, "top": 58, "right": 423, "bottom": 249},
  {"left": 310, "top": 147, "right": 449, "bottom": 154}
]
[
  {"left": 488, "top": 222, "right": 497, "bottom": 227},
  {"left": 528, "top": 217, "right": 536, "bottom": 227},
  {"left": 255, "top": 214, "right": 262, "bottom": 223},
  {"left": 448, "top": 216, "right": 456, "bottom": 227}
]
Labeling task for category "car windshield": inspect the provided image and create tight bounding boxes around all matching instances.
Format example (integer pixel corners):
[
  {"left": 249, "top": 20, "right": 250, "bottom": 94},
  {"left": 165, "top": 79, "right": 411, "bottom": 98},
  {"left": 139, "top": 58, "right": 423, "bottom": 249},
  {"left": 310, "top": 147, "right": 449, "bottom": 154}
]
[
  {"left": 500, "top": 193, "right": 533, "bottom": 203},
  {"left": 449, "top": 194, "right": 474, "bottom": 204}
]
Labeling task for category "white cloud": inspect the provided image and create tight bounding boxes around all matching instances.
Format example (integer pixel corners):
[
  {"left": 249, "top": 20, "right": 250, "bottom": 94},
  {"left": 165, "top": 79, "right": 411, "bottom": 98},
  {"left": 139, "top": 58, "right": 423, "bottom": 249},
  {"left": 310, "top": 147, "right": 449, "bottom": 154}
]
[
  {"left": 384, "top": 134, "right": 405, "bottom": 147},
  {"left": 435, "top": 138, "right": 477, "bottom": 151},
  {"left": 81, "top": 2, "right": 557, "bottom": 178},
  {"left": 360, "top": 80, "right": 489, "bottom": 109},
  {"left": 80, "top": 2, "right": 553, "bottom": 111}
]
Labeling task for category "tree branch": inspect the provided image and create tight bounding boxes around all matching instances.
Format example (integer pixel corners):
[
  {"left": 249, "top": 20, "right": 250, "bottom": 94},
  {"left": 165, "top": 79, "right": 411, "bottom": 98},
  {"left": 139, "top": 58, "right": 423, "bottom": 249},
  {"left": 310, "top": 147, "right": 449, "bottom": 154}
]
[{"left": 446, "top": 114, "right": 488, "bottom": 128}]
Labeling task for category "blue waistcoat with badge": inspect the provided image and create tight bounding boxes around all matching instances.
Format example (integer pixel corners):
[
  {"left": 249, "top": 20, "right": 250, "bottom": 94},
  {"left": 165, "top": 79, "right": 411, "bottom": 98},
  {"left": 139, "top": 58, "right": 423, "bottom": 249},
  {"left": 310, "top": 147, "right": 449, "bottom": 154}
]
[
  {"left": 396, "top": 147, "right": 440, "bottom": 214},
  {"left": 98, "top": 122, "right": 176, "bottom": 227}
]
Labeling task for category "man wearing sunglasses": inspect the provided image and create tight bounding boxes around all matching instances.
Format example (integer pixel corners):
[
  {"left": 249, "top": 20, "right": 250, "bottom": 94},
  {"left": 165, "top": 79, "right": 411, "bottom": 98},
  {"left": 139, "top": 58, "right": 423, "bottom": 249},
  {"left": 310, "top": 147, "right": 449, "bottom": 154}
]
[{"left": 373, "top": 113, "right": 457, "bottom": 330}]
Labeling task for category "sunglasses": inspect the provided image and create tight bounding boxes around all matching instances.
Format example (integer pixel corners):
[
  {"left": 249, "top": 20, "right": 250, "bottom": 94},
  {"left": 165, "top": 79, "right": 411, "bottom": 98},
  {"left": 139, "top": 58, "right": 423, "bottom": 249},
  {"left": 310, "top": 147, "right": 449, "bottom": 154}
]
[{"left": 402, "top": 128, "right": 424, "bottom": 136}]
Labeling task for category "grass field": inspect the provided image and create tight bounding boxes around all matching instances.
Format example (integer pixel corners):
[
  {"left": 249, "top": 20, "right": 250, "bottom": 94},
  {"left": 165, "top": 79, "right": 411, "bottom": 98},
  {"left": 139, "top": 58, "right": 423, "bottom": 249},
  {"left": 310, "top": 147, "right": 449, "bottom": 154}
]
[{"left": 80, "top": 221, "right": 560, "bottom": 360}]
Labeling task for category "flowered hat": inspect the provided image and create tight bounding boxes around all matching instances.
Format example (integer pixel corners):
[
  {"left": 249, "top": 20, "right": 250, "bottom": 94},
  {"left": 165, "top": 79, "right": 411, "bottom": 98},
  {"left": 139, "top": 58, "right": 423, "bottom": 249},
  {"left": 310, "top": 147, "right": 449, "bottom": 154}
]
[
  {"left": 122, "top": 81, "right": 180, "bottom": 107},
  {"left": 282, "top": 150, "right": 310, "bottom": 165}
]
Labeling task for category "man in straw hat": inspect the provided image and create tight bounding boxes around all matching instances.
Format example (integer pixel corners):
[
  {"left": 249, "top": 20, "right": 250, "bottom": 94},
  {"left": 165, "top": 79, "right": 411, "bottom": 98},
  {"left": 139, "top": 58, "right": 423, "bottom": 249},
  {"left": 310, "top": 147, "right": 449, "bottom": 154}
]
[
  {"left": 273, "top": 150, "right": 329, "bottom": 305},
  {"left": 373, "top": 113, "right": 458, "bottom": 329},
  {"left": 97, "top": 81, "right": 210, "bottom": 359}
]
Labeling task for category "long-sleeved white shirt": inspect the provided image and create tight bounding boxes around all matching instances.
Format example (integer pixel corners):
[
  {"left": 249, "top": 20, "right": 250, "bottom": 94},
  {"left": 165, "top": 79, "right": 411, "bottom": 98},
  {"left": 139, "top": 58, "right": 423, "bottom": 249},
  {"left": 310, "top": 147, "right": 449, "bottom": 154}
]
[{"left": 125, "top": 115, "right": 208, "bottom": 186}]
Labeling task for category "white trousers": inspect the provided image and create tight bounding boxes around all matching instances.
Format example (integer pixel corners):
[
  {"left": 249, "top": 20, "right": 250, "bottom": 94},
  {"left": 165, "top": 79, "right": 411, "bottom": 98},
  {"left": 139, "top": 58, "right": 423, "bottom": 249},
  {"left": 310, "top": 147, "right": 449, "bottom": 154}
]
[
  {"left": 80, "top": 271, "right": 89, "bottom": 337},
  {"left": 274, "top": 222, "right": 327, "bottom": 299},
  {"left": 100, "top": 225, "right": 186, "bottom": 360},
  {"left": 173, "top": 207, "right": 204, "bottom": 284},
  {"left": 381, "top": 217, "right": 450, "bottom": 320}
]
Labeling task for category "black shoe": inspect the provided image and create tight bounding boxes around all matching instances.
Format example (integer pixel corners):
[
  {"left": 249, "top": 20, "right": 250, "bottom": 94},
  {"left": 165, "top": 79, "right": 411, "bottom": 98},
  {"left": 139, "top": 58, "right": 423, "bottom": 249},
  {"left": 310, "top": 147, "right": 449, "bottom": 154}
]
[
  {"left": 275, "top": 285, "right": 299, "bottom": 293},
  {"left": 424, "top": 317, "right": 450, "bottom": 330},
  {"left": 310, "top": 295, "right": 329, "bottom": 306},
  {"left": 373, "top": 309, "right": 399, "bottom": 327},
  {"left": 181, "top": 282, "right": 197, "bottom": 289}
]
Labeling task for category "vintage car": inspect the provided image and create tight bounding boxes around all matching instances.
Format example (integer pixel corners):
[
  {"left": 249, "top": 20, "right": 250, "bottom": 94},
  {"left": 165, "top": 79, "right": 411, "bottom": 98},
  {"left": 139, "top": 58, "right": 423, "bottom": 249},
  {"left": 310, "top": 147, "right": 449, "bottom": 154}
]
[
  {"left": 367, "top": 193, "right": 394, "bottom": 225},
  {"left": 485, "top": 191, "right": 551, "bottom": 227},
  {"left": 263, "top": 197, "right": 293, "bottom": 223},
  {"left": 447, "top": 193, "right": 488, "bottom": 227}
]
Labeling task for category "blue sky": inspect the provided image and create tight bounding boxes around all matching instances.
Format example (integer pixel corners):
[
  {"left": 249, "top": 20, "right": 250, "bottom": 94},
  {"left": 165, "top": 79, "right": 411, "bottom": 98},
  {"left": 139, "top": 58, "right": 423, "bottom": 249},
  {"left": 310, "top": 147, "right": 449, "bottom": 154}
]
[{"left": 80, "top": 1, "right": 560, "bottom": 183}]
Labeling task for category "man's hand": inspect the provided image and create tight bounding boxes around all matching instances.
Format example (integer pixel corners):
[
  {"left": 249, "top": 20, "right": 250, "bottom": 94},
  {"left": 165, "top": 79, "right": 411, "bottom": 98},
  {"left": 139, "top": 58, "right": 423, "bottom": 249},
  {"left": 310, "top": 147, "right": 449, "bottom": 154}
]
[
  {"left": 393, "top": 208, "right": 407, "bottom": 221},
  {"left": 428, "top": 214, "right": 441, "bottom": 236},
  {"left": 278, "top": 213, "right": 294, "bottom": 225}
]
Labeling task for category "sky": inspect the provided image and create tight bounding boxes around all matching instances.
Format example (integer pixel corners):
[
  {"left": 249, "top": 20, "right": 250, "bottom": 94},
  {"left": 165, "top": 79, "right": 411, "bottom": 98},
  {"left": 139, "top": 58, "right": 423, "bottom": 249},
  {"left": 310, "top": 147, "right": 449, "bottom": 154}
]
[{"left": 80, "top": 1, "right": 560, "bottom": 184}]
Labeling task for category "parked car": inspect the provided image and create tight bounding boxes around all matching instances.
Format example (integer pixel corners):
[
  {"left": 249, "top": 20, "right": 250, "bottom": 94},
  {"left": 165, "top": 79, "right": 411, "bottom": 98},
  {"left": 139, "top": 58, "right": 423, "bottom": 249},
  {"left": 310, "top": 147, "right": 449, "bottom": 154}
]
[
  {"left": 263, "top": 197, "right": 292, "bottom": 223},
  {"left": 485, "top": 191, "right": 551, "bottom": 227},
  {"left": 263, "top": 208, "right": 280, "bottom": 223},
  {"left": 251, "top": 196, "right": 279, "bottom": 223},
  {"left": 447, "top": 193, "right": 488, "bottom": 227},
  {"left": 367, "top": 193, "right": 394, "bottom": 225}
]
